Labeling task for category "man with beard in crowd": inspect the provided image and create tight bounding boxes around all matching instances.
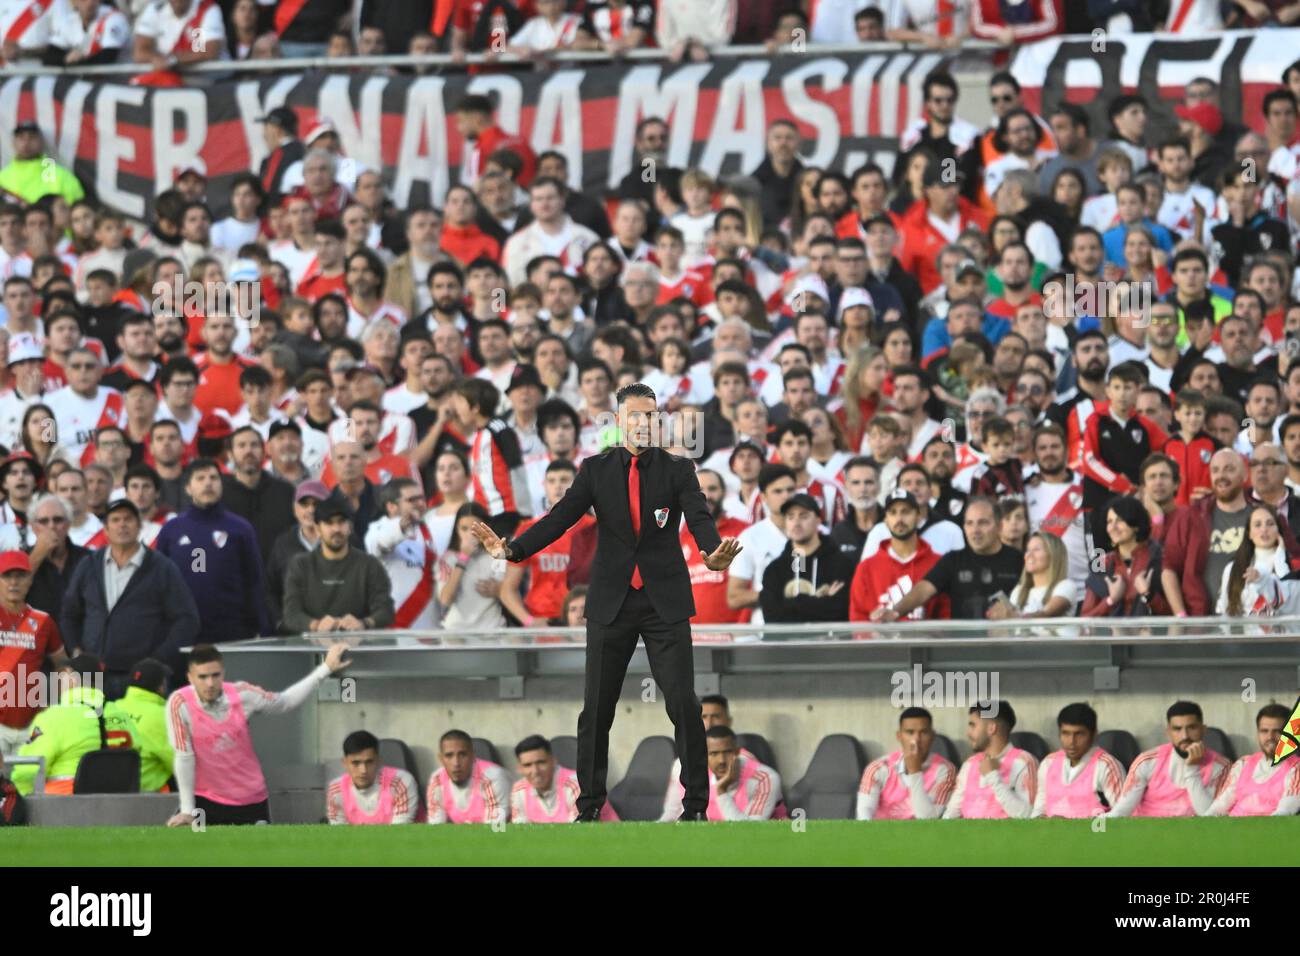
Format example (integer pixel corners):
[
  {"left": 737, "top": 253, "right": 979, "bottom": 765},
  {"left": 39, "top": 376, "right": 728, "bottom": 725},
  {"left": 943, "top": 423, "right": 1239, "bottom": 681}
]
[
  {"left": 1048, "top": 330, "right": 1110, "bottom": 468},
  {"left": 830, "top": 457, "right": 881, "bottom": 559},
  {"left": 850, "top": 489, "right": 944, "bottom": 621},
  {"left": 1024, "top": 424, "right": 1089, "bottom": 592},
  {"left": 760, "top": 494, "right": 854, "bottom": 623}
]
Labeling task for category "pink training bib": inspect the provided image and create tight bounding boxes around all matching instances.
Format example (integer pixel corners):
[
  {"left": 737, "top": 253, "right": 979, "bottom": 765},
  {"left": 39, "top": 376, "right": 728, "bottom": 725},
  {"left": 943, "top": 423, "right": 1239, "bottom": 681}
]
[
  {"left": 1133, "top": 743, "right": 1220, "bottom": 818},
  {"left": 874, "top": 751, "right": 950, "bottom": 820},
  {"left": 523, "top": 765, "right": 579, "bottom": 823},
  {"left": 1229, "top": 752, "right": 1290, "bottom": 817},
  {"left": 434, "top": 758, "right": 497, "bottom": 823},
  {"left": 340, "top": 766, "right": 398, "bottom": 824},
  {"left": 706, "top": 756, "right": 768, "bottom": 820},
  {"left": 959, "top": 746, "right": 1028, "bottom": 819},
  {"left": 179, "top": 683, "right": 268, "bottom": 807},
  {"left": 1041, "top": 749, "right": 1108, "bottom": 818}
]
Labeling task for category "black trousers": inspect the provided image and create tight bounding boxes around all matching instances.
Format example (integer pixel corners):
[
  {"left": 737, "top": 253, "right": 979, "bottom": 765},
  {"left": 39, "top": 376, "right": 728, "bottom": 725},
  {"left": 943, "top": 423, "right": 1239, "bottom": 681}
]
[
  {"left": 576, "top": 587, "right": 707, "bottom": 816},
  {"left": 196, "top": 795, "right": 271, "bottom": 825}
]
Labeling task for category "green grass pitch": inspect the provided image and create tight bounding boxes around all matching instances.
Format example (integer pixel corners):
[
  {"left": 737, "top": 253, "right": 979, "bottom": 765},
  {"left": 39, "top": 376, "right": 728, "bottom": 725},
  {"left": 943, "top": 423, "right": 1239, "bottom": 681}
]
[{"left": 4, "top": 818, "right": 1300, "bottom": 866}]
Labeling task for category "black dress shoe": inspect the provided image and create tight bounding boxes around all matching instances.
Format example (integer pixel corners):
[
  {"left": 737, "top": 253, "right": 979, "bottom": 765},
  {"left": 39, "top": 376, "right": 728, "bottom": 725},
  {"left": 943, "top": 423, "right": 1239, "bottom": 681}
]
[
  {"left": 574, "top": 808, "right": 602, "bottom": 822},
  {"left": 677, "top": 810, "right": 707, "bottom": 821}
]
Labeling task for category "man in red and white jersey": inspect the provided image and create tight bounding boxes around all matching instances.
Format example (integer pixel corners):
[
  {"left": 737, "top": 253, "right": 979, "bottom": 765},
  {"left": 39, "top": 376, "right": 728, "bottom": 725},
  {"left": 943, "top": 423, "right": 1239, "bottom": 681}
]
[
  {"left": 849, "top": 489, "right": 943, "bottom": 621},
  {"left": 857, "top": 707, "right": 956, "bottom": 820},
  {"left": 364, "top": 477, "right": 439, "bottom": 630},
  {"left": 52, "top": 467, "right": 105, "bottom": 549},
  {"left": 382, "top": 335, "right": 433, "bottom": 417},
  {"left": 451, "top": 378, "right": 531, "bottom": 534},
  {"left": 1206, "top": 704, "right": 1300, "bottom": 817},
  {"left": 653, "top": 226, "right": 710, "bottom": 308},
  {"left": 0, "top": 0, "right": 60, "bottom": 60},
  {"left": 1024, "top": 423, "right": 1089, "bottom": 592},
  {"left": 294, "top": 218, "right": 347, "bottom": 302},
  {"left": 270, "top": 193, "right": 317, "bottom": 289},
  {"left": 1032, "top": 703, "right": 1126, "bottom": 819},
  {"left": 328, "top": 368, "right": 415, "bottom": 457},
  {"left": 426, "top": 729, "right": 512, "bottom": 825},
  {"left": 48, "top": 0, "right": 129, "bottom": 64},
  {"left": 131, "top": 0, "right": 228, "bottom": 69},
  {"left": 0, "top": 548, "right": 65, "bottom": 754},
  {"left": 320, "top": 401, "right": 419, "bottom": 490},
  {"left": 943, "top": 701, "right": 1038, "bottom": 819},
  {"left": 326, "top": 730, "right": 419, "bottom": 825},
  {"left": 500, "top": 460, "right": 593, "bottom": 627},
  {"left": 345, "top": 248, "right": 407, "bottom": 337},
  {"left": 44, "top": 346, "right": 121, "bottom": 466},
  {"left": 1046, "top": 330, "right": 1108, "bottom": 469},
  {"left": 193, "top": 313, "right": 256, "bottom": 416},
  {"left": 511, "top": 735, "right": 619, "bottom": 823},
  {"left": 453, "top": 93, "right": 537, "bottom": 189},
  {"left": 1108, "top": 700, "right": 1231, "bottom": 818},
  {"left": 167, "top": 642, "right": 350, "bottom": 827},
  {"left": 884, "top": 0, "right": 970, "bottom": 47},
  {"left": 768, "top": 420, "right": 843, "bottom": 527},
  {"left": 683, "top": 468, "right": 750, "bottom": 625}
]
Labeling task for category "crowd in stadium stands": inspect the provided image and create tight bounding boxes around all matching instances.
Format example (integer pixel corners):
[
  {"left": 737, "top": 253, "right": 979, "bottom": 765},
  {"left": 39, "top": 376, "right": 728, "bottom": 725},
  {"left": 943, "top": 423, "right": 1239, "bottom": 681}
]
[
  {"left": 4, "top": 0, "right": 1300, "bottom": 816},
  {"left": 0, "top": 0, "right": 1295, "bottom": 72}
]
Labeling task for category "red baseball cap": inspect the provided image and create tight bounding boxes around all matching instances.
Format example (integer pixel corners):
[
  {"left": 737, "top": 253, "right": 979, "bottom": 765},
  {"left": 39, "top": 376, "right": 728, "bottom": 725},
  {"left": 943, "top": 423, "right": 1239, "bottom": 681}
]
[
  {"left": 1174, "top": 102, "right": 1223, "bottom": 136},
  {"left": 0, "top": 551, "right": 31, "bottom": 575}
]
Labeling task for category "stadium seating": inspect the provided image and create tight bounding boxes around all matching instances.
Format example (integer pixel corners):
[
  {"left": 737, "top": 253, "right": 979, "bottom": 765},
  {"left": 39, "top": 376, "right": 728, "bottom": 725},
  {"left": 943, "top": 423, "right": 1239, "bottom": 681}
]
[
  {"left": 1097, "top": 730, "right": 1141, "bottom": 771},
  {"left": 550, "top": 735, "right": 578, "bottom": 770},
  {"left": 786, "top": 734, "right": 867, "bottom": 819},
  {"left": 736, "top": 732, "right": 779, "bottom": 775},
  {"left": 1009, "top": 731, "right": 1049, "bottom": 762},
  {"left": 608, "top": 735, "right": 676, "bottom": 821},
  {"left": 473, "top": 737, "right": 504, "bottom": 765},
  {"left": 379, "top": 737, "right": 421, "bottom": 781},
  {"left": 933, "top": 734, "right": 962, "bottom": 767},
  {"left": 73, "top": 750, "right": 141, "bottom": 794},
  {"left": 1203, "top": 727, "right": 1237, "bottom": 763}
]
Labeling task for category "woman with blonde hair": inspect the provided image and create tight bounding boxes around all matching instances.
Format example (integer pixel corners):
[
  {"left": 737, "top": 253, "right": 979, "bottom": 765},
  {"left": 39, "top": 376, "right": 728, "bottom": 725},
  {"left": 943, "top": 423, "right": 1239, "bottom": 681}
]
[
  {"left": 830, "top": 344, "right": 888, "bottom": 452},
  {"left": 999, "top": 531, "right": 1077, "bottom": 617}
]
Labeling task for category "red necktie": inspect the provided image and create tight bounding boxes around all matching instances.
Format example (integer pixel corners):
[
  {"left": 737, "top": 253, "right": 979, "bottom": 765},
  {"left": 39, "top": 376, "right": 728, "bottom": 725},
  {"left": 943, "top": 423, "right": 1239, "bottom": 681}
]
[{"left": 629, "top": 454, "right": 642, "bottom": 589}]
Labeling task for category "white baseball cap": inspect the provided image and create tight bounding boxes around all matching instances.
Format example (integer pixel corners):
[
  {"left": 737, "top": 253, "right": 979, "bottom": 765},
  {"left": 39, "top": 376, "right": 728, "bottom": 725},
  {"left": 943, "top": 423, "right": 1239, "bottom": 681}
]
[
  {"left": 7, "top": 332, "right": 43, "bottom": 366},
  {"left": 837, "top": 287, "right": 875, "bottom": 320},
  {"left": 785, "top": 273, "right": 830, "bottom": 307}
]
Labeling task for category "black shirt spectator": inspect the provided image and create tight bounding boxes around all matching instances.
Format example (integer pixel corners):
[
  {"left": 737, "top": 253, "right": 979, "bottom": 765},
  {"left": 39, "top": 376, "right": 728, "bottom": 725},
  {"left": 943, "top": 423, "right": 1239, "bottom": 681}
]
[
  {"left": 222, "top": 469, "right": 296, "bottom": 567},
  {"left": 27, "top": 542, "right": 89, "bottom": 620},
  {"left": 924, "top": 545, "right": 1025, "bottom": 620}
]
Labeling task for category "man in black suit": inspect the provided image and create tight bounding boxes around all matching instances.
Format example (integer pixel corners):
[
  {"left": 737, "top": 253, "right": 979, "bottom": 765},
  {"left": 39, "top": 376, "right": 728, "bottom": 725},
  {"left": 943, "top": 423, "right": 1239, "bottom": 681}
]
[{"left": 472, "top": 384, "right": 742, "bottom": 821}]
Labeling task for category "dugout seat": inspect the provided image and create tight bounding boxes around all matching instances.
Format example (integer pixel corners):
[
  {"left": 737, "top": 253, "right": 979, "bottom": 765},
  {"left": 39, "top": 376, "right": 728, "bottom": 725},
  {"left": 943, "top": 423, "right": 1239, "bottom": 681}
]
[
  {"left": 74, "top": 750, "right": 141, "bottom": 794},
  {"left": 550, "top": 735, "right": 578, "bottom": 770},
  {"left": 736, "top": 733, "right": 779, "bottom": 775},
  {"left": 472, "top": 737, "right": 504, "bottom": 765},
  {"left": 1203, "top": 727, "right": 1237, "bottom": 763},
  {"left": 785, "top": 734, "right": 866, "bottom": 820},
  {"left": 1010, "top": 731, "right": 1049, "bottom": 762},
  {"left": 264, "top": 763, "right": 327, "bottom": 790},
  {"left": 1096, "top": 730, "right": 1140, "bottom": 771},
  {"left": 932, "top": 734, "right": 961, "bottom": 767},
  {"left": 378, "top": 738, "right": 421, "bottom": 780},
  {"left": 609, "top": 735, "right": 676, "bottom": 821}
]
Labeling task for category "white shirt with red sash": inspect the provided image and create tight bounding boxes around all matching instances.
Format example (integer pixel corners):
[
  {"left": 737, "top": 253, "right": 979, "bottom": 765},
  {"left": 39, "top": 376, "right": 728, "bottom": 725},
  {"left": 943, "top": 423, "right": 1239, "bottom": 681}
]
[
  {"left": 44, "top": 383, "right": 123, "bottom": 466},
  {"left": 49, "top": 2, "right": 129, "bottom": 56},
  {"left": 1025, "top": 471, "right": 1088, "bottom": 590},
  {"left": 0, "top": 0, "right": 58, "bottom": 50},
  {"left": 364, "top": 514, "right": 440, "bottom": 630},
  {"left": 134, "top": 0, "right": 229, "bottom": 59}
]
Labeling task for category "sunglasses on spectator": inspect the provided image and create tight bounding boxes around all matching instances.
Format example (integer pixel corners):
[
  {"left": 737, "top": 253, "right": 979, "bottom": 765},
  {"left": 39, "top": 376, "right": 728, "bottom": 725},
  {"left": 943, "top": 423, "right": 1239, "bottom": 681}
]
[
  {"left": 1016, "top": 383, "right": 1045, "bottom": 395},
  {"left": 33, "top": 516, "right": 68, "bottom": 525}
]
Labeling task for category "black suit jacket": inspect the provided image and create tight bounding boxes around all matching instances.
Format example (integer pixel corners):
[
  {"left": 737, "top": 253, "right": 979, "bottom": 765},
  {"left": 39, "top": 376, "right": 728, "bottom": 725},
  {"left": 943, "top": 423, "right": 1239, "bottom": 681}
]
[{"left": 507, "top": 447, "right": 722, "bottom": 626}]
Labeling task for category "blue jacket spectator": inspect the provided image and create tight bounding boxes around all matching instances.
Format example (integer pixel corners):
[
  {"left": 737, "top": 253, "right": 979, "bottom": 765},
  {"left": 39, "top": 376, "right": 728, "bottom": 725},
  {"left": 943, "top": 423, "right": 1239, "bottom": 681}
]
[{"left": 155, "top": 459, "right": 270, "bottom": 643}]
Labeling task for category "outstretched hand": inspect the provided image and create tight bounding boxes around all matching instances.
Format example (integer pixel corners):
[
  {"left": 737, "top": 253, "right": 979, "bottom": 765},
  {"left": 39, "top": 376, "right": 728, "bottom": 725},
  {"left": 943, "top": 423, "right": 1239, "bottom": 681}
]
[
  {"left": 701, "top": 538, "right": 743, "bottom": 571},
  {"left": 469, "top": 520, "right": 508, "bottom": 560}
]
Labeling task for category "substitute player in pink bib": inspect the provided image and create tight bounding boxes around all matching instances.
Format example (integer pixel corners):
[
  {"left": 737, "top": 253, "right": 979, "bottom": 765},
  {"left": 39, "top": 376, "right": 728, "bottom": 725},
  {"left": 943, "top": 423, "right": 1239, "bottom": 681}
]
[
  {"left": 327, "top": 730, "right": 420, "bottom": 825},
  {"left": 166, "top": 641, "right": 352, "bottom": 827},
  {"left": 944, "top": 700, "right": 1038, "bottom": 819},
  {"left": 1032, "top": 702, "right": 1125, "bottom": 818},
  {"left": 1109, "top": 700, "right": 1231, "bottom": 818},
  {"left": 510, "top": 735, "right": 619, "bottom": 823},
  {"left": 857, "top": 707, "right": 955, "bottom": 819},
  {"left": 426, "top": 729, "right": 512, "bottom": 824},
  {"left": 1207, "top": 703, "right": 1300, "bottom": 816},
  {"left": 659, "top": 726, "right": 782, "bottom": 821}
]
